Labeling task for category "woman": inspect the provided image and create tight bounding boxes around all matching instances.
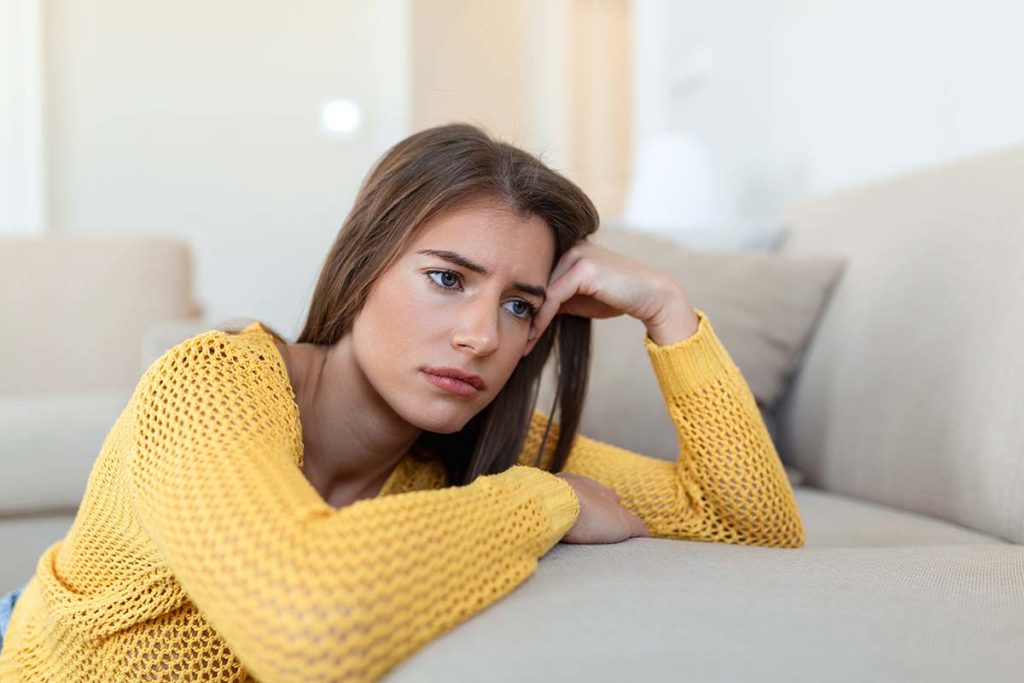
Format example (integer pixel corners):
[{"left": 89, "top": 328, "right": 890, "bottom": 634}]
[{"left": 0, "top": 123, "right": 804, "bottom": 682}]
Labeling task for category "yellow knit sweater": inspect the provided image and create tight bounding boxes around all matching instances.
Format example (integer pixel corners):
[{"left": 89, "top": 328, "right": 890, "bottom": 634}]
[{"left": 0, "top": 308, "right": 803, "bottom": 682}]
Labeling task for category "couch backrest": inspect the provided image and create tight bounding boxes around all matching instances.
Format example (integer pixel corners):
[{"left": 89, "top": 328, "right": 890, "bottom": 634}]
[
  {"left": 0, "top": 236, "right": 201, "bottom": 394},
  {"left": 776, "top": 145, "right": 1024, "bottom": 544}
]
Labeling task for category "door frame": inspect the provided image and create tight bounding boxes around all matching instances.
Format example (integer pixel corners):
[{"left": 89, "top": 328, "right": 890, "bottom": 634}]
[{"left": 1, "top": 0, "right": 45, "bottom": 235}]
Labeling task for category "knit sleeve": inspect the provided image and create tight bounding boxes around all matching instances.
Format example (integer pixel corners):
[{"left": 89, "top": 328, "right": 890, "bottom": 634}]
[
  {"left": 127, "top": 331, "right": 580, "bottom": 683},
  {"left": 520, "top": 308, "right": 805, "bottom": 549}
]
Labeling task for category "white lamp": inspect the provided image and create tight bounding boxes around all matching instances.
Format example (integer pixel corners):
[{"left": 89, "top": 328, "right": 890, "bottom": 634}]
[{"left": 621, "top": 130, "right": 726, "bottom": 238}]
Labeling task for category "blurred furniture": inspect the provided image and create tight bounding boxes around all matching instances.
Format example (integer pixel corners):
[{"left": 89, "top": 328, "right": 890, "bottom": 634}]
[{"left": 0, "top": 236, "right": 203, "bottom": 590}]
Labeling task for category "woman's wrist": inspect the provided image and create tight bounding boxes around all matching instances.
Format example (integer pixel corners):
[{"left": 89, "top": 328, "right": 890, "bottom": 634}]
[{"left": 643, "top": 287, "right": 700, "bottom": 346}]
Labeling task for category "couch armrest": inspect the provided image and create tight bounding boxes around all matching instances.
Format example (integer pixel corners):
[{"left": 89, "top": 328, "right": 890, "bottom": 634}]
[{"left": 141, "top": 318, "right": 220, "bottom": 370}]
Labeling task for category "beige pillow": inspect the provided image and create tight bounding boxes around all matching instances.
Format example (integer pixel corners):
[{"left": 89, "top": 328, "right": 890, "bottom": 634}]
[{"left": 537, "top": 226, "right": 847, "bottom": 488}]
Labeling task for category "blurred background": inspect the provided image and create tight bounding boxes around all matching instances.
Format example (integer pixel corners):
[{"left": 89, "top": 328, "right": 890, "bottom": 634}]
[{"left": 4, "top": 0, "right": 1022, "bottom": 338}]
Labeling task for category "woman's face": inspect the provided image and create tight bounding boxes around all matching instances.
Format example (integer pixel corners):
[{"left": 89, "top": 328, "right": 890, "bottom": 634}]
[{"left": 350, "top": 198, "right": 556, "bottom": 434}]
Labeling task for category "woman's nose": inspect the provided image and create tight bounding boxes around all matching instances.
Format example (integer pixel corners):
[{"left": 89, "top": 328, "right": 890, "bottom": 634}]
[{"left": 452, "top": 297, "right": 500, "bottom": 356}]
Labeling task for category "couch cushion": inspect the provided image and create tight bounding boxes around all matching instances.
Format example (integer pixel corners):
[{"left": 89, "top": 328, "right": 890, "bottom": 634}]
[
  {"left": 0, "top": 515, "right": 75, "bottom": 592},
  {"left": 536, "top": 225, "right": 845, "bottom": 484},
  {"left": 386, "top": 523, "right": 1023, "bottom": 682},
  {"left": 776, "top": 144, "right": 1024, "bottom": 544},
  {"left": 793, "top": 486, "right": 1006, "bottom": 548},
  {"left": 0, "top": 392, "right": 132, "bottom": 514}
]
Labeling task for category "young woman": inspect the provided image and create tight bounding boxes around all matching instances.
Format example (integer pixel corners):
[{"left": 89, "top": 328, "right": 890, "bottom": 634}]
[{"left": 0, "top": 123, "right": 804, "bottom": 682}]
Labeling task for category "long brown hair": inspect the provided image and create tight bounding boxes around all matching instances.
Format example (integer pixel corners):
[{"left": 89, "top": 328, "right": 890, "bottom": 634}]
[{"left": 295, "top": 123, "right": 599, "bottom": 487}]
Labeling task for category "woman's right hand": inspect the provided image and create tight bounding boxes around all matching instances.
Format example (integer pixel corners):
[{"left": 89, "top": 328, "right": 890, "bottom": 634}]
[{"left": 554, "top": 472, "right": 650, "bottom": 544}]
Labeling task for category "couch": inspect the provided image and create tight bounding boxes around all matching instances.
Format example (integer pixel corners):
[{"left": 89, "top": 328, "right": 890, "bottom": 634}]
[{"left": 2, "top": 145, "right": 1022, "bottom": 681}]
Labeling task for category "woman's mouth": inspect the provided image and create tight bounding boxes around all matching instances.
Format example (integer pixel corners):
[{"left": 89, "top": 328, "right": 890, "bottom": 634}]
[{"left": 422, "top": 371, "right": 480, "bottom": 397}]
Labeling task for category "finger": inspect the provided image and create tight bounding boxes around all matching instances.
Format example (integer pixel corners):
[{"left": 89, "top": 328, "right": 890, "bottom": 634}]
[
  {"left": 548, "top": 243, "right": 586, "bottom": 288},
  {"left": 532, "top": 250, "right": 581, "bottom": 336},
  {"left": 630, "top": 512, "right": 650, "bottom": 537},
  {"left": 533, "top": 259, "right": 589, "bottom": 336},
  {"left": 616, "top": 506, "right": 644, "bottom": 536}
]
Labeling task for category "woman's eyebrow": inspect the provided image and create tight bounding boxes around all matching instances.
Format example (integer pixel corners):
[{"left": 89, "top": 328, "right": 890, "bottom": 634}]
[{"left": 416, "top": 248, "right": 547, "bottom": 301}]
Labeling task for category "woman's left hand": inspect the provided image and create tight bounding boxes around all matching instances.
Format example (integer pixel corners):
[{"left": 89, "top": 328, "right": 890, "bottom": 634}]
[{"left": 525, "top": 239, "right": 700, "bottom": 352}]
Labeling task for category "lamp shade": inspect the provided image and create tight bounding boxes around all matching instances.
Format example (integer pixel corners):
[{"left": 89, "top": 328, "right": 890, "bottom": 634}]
[{"left": 622, "top": 131, "right": 725, "bottom": 233}]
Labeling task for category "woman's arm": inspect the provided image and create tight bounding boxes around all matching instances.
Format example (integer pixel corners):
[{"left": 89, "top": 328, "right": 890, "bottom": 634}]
[
  {"left": 129, "top": 331, "right": 580, "bottom": 683},
  {"left": 520, "top": 239, "right": 802, "bottom": 548},
  {"left": 521, "top": 308, "right": 805, "bottom": 549}
]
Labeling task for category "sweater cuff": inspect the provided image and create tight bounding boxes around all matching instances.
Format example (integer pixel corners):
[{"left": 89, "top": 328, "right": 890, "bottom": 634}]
[
  {"left": 642, "top": 308, "right": 742, "bottom": 396},
  {"left": 500, "top": 465, "right": 580, "bottom": 554}
]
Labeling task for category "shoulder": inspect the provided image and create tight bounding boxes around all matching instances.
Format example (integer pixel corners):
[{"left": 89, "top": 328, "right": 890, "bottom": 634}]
[
  {"left": 127, "top": 325, "right": 303, "bottom": 469},
  {"left": 134, "top": 326, "right": 290, "bottom": 412},
  {"left": 148, "top": 328, "right": 265, "bottom": 373}
]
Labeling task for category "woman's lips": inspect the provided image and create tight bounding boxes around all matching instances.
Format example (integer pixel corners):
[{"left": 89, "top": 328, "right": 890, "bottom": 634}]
[{"left": 422, "top": 371, "right": 480, "bottom": 397}]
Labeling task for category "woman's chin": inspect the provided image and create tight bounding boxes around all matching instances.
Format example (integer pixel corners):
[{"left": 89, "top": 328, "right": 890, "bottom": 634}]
[{"left": 407, "top": 403, "right": 476, "bottom": 434}]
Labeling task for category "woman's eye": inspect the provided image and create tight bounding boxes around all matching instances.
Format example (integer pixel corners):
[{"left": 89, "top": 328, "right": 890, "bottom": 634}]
[
  {"left": 506, "top": 300, "right": 537, "bottom": 320},
  {"left": 427, "top": 270, "right": 461, "bottom": 290}
]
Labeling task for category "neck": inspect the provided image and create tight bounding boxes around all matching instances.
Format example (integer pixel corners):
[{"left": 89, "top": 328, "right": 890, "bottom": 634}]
[{"left": 276, "top": 335, "right": 421, "bottom": 506}]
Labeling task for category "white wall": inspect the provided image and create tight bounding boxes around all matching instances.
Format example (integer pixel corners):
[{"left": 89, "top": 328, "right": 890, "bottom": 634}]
[
  {"left": 632, "top": 0, "right": 1024, "bottom": 238},
  {"left": 45, "top": 0, "right": 411, "bottom": 338}
]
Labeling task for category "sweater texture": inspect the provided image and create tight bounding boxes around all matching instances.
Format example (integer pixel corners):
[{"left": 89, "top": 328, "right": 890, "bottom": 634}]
[{"left": 0, "top": 308, "right": 804, "bottom": 681}]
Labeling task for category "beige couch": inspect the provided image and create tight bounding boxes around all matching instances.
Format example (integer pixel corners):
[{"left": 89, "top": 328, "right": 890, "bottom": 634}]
[
  {"left": 3, "top": 145, "right": 1022, "bottom": 681},
  {"left": 0, "top": 237, "right": 204, "bottom": 590}
]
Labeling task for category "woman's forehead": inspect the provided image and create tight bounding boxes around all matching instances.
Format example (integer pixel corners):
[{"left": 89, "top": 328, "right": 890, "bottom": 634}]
[
  {"left": 402, "top": 206, "right": 555, "bottom": 287},
  {"left": 407, "top": 205, "right": 554, "bottom": 260}
]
